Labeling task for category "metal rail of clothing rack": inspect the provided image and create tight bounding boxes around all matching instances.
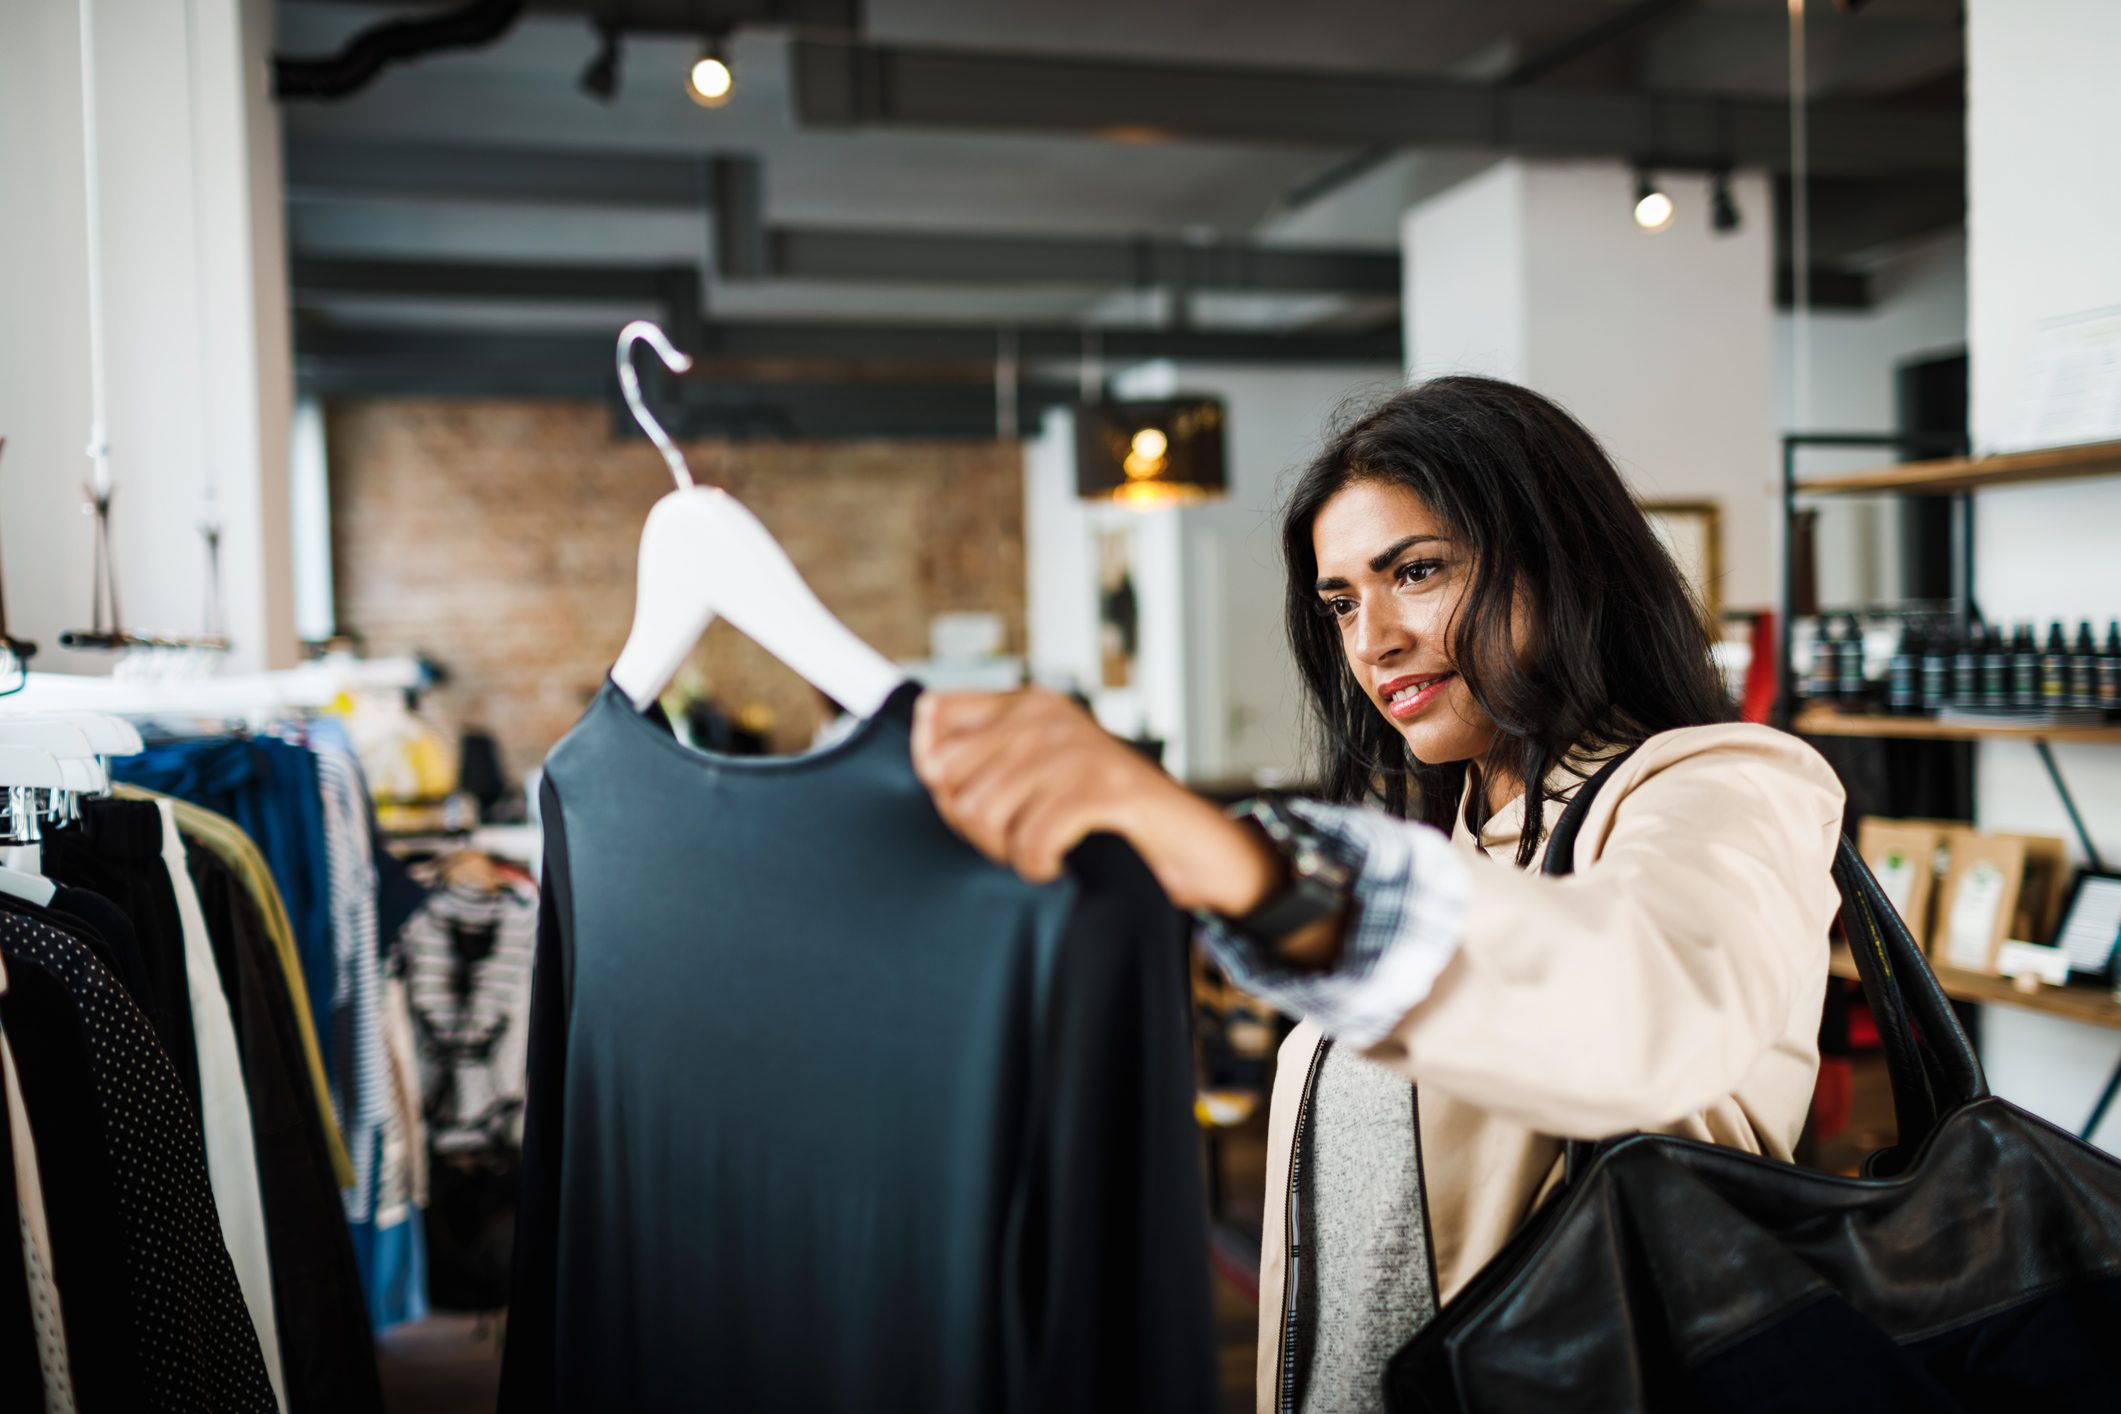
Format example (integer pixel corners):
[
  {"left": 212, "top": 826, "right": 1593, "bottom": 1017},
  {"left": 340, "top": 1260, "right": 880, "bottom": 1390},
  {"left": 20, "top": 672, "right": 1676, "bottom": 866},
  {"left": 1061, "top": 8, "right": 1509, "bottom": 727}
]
[{"left": 1778, "top": 431, "right": 2121, "bottom": 1143}]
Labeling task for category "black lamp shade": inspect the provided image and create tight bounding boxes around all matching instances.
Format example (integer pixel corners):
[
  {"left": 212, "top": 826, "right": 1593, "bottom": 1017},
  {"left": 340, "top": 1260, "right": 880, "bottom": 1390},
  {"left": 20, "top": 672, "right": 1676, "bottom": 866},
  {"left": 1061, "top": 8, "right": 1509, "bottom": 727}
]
[{"left": 1074, "top": 397, "right": 1227, "bottom": 507}]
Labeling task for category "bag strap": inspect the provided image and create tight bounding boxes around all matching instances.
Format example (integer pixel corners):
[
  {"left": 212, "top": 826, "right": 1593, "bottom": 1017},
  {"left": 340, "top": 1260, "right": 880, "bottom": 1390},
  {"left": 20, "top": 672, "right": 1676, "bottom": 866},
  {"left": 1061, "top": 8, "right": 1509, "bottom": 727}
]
[
  {"left": 1540, "top": 736, "right": 1987, "bottom": 1188},
  {"left": 1537, "top": 747, "right": 1642, "bottom": 1187}
]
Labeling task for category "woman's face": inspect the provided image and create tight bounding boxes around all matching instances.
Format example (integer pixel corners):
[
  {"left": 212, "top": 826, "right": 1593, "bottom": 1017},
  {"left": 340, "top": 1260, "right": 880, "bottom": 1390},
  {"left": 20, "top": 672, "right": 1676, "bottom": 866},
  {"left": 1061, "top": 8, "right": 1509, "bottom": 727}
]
[{"left": 1311, "top": 478, "right": 1501, "bottom": 767}]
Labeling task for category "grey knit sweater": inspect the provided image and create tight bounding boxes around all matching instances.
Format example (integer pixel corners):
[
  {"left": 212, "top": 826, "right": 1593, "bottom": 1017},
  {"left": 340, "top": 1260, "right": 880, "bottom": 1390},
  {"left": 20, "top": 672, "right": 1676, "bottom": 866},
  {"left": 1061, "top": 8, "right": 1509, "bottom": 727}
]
[{"left": 1293, "top": 1043, "right": 1438, "bottom": 1414}]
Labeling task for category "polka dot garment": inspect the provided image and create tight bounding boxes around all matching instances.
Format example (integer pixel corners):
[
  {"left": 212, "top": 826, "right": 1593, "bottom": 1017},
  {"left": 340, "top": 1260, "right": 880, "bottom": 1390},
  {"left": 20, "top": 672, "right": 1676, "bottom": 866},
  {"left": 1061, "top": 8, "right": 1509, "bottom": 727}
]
[
  {"left": 0, "top": 910, "right": 277, "bottom": 1413},
  {"left": 21, "top": 1209, "right": 77, "bottom": 1413}
]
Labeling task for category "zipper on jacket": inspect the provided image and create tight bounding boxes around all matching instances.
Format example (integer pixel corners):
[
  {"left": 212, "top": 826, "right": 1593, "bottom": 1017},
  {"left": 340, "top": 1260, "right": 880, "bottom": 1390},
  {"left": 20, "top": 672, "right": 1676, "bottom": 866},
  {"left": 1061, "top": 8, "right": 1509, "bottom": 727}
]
[
  {"left": 1409, "top": 1086, "right": 1441, "bottom": 1308},
  {"left": 1276, "top": 1036, "right": 1330, "bottom": 1414}
]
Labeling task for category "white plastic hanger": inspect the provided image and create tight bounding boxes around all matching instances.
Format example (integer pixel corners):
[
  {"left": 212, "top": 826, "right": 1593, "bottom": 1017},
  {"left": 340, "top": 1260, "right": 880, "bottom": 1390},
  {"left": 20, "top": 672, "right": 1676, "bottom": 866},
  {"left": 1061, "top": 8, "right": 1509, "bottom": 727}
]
[
  {"left": 606, "top": 321, "right": 908, "bottom": 717},
  {"left": 46, "top": 711, "right": 144, "bottom": 759},
  {"left": 0, "top": 745, "right": 63, "bottom": 896},
  {"left": 0, "top": 720, "right": 109, "bottom": 795}
]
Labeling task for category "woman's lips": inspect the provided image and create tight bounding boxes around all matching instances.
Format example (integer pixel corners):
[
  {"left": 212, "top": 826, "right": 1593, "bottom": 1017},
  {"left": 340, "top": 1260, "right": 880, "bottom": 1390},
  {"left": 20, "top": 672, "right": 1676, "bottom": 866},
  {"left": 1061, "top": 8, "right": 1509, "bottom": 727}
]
[{"left": 1383, "top": 672, "right": 1455, "bottom": 721}]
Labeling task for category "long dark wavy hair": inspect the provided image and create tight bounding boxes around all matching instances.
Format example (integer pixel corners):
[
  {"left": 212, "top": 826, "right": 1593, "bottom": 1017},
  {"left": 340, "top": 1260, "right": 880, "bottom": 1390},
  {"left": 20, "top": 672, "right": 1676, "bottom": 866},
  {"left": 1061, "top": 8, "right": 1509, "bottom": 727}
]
[{"left": 1282, "top": 375, "right": 1732, "bottom": 866}]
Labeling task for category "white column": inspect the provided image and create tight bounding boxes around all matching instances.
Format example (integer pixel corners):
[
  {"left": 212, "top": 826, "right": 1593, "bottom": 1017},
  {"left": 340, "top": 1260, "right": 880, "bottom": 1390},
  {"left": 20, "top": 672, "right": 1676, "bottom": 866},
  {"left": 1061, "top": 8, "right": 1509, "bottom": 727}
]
[
  {"left": 1403, "top": 159, "right": 1777, "bottom": 610},
  {"left": 0, "top": 0, "right": 296, "bottom": 673},
  {"left": 1964, "top": 0, "right": 2121, "bottom": 1151}
]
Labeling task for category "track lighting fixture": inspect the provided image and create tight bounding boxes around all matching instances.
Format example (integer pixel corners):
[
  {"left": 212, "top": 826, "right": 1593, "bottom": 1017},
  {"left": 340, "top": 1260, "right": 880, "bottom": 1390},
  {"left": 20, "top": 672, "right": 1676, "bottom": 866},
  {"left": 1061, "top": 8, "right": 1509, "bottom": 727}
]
[
  {"left": 1633, "top": 173, "right": 1674, "bottom": 233},
  {"left": 687, "top": 33, "right": 734, "bottom": 107},
  {"left": 1711, "top": 170, "right": 1741, "bottom": 234},
  {"left": 579, "top": 20, "right": 621, "bottom": 102}
]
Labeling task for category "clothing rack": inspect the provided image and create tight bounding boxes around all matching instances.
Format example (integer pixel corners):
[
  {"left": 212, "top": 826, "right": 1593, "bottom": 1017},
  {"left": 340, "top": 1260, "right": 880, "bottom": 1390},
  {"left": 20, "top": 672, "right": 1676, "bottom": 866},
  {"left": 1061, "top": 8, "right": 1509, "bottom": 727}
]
[{"left": 0, "top": 657, "right": 425, "bottom": 720}]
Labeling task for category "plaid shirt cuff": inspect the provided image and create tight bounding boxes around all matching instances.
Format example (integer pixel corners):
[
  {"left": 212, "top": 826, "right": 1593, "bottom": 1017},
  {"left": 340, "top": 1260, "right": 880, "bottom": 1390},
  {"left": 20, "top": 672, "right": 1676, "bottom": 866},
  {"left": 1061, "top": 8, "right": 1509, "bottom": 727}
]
[{"left": 1197, "top": 799, "right": 1470, "bottom": 1050}]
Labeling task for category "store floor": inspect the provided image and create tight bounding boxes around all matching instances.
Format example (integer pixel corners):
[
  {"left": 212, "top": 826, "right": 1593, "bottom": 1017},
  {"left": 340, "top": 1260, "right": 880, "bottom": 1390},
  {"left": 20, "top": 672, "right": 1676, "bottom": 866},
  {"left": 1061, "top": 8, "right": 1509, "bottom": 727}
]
[
  {"left": 378, "top": 1313, "right": 505, "bottom": 1414},
  {"left": 379, "top": 1275, "right": 1260, "bottom": 1413}
]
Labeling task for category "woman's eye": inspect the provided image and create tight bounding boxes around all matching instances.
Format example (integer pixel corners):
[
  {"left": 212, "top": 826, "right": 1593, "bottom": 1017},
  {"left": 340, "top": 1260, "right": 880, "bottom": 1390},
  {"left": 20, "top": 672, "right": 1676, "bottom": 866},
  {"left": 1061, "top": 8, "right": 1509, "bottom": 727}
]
[
  {"left": 1319, "top": 597, "right": 1355, "bottom": 620},
  {"left": 1396, "top": 559, "right": 1441, "bottom": 586}
]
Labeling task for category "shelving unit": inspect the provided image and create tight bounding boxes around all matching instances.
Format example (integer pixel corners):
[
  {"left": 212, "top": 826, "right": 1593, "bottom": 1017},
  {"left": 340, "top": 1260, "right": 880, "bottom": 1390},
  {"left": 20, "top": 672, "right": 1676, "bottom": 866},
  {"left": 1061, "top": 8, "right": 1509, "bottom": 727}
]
[
  {"left": 1827, "top": 947, "right": 2121, "bottom": 1032},
  {"left": 1792, "top": 709, "right": 2121, "bottom": 746},
  {"left": 1782, "top": 434, "right": 2121, "bottom": 1139},
  {"left": 1778, "top": 432, "right": 2121, "bottom": 869},
  {"left": 1793, "top": 438, "right": 2121, "bottom": 497}
]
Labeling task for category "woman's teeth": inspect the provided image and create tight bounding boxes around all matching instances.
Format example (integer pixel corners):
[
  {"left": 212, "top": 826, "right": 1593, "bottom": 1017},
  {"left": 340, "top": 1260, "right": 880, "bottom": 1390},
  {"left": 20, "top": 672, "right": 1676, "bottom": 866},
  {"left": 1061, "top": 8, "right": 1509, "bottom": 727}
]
[{"left": 1388, "top": 675, "right": 1446, "bottom": 705}]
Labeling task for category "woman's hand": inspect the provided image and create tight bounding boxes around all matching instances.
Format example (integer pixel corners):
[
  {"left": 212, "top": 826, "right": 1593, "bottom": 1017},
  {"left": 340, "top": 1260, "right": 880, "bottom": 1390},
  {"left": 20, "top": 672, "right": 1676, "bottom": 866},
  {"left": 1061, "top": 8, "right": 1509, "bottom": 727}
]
[{"left": 910, "top": 689, "right": 1282, "bottom": 915}]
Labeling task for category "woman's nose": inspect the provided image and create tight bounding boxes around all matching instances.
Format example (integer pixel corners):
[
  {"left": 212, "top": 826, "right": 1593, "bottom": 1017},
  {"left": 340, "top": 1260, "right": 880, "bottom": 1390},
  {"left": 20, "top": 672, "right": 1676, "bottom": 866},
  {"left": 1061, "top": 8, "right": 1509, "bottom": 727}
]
[{"left": 1353, "top": 604, "right": 1414, "bottom": 666}]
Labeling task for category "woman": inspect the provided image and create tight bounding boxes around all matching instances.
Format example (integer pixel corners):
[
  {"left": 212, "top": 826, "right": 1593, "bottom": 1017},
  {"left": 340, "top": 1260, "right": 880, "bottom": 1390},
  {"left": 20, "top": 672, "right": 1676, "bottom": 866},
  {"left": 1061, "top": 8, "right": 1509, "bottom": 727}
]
[{"left": 911, "top": 376, "right": 1843, "bottom": 1413}]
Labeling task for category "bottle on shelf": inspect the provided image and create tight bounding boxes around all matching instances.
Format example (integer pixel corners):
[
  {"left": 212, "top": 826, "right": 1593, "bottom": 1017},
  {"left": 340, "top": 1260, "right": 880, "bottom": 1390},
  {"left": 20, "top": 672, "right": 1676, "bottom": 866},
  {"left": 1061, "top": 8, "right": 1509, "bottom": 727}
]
[
  {"left": 1954, "top": 623, "right": 1985, "bottom": 709},
  {"left": 1982, "top": 623, "right": 2011, "bottom": 707},
  {"left": 1802, "top": 620, "right": 1834, "bottom": 702},
  {"left": 2012, "top": 622, "right": 2042, "bottom": 709},
  {"left": 2070, "top": 620, "right": 2100, "bottom": 710},
  {"left": 1920, "top": 622, "right": 1953, "bottom": 715},
  {"left": 1837, "top": 615, "right": 1870, "bottom": 704},
  {"left": 2101, "top": 621, "right": 2121, "bottom": 717},
  {"left": 2040, "top": 621, "right": 2071, "bottom": 710},
  {"left": 1887, "top": 622, "right": 1921, "bottom": 715}
]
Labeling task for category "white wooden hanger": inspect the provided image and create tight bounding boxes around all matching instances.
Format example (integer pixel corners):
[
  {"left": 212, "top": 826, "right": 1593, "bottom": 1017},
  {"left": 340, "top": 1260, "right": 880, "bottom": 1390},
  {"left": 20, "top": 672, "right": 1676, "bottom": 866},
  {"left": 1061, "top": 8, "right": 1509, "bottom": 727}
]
[{"left": 606, "top": 321, "right": 908, "bottom": 717}]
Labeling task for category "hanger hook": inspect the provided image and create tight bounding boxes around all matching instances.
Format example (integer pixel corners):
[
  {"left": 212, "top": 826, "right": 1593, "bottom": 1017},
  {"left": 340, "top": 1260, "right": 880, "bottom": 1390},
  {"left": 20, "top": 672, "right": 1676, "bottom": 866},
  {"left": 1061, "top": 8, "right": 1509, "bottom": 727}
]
[{"left": 617, "top": 320, "right": 696, "bottom": 491}]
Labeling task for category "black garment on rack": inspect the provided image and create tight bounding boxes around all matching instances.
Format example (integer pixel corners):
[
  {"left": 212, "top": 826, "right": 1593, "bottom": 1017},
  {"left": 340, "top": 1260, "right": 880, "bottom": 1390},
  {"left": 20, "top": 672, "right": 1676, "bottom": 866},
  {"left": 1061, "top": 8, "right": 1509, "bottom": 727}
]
[
  {"left": 500, "top": 681, "right": 1217, "bottom": 1414},
  {"left": 0, "top": 979, "right": 50, "bottom": 1414},
  {"left": 43, "top": 797, "right": 205, "bottom": 1122},
  {"left": 45, "top": 882, "right": 154, "bottom": 1015},
  {"left": 187, "top": 840, "right": 385, "bottom": 1414},
  {"left": 0, "top": 906, "right": 278, "bottom": 1414},
  {"left": 0, "top": 895, "right": 145, "bottom": 1414}
]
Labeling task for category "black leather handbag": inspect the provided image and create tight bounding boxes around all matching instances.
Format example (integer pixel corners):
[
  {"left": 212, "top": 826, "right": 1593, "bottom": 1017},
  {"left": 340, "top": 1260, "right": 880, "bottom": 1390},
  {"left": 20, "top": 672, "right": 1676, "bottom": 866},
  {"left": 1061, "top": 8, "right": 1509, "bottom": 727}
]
[{"left": 1386, "top": 749, "right": 2121, "bottom": 1412}]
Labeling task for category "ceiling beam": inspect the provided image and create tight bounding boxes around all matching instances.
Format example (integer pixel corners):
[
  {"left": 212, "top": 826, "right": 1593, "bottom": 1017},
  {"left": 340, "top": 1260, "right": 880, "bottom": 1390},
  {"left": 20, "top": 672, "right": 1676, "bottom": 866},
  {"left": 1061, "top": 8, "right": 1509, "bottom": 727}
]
[
  {"left": 294, "top": 319, "right": 1402, "bottom": 373},
  {"left": 765, "top": 228, "right": 1399, "bottom": 293},
  {"left": 285, "top": 137, "right": 718, "bottom": 208},
  {"left": 293, "top": 256, "right": 689, "bottom": 304},
  {"left": 1778, "top": 174, "right": 1963, "bottom": 264},
  {"left": 790, "top": 39, "right": 1962, "bottom": 174},
  {"left": 292, "top": 0, "right": 862, "bottom": 37},
  {"left": 1777, "top": 264, "right": 1869, "bottom": 311},
  {"left": 301, "top": 360, "right": 1072, "bottom": 440},
  {"left": 291, "top": 238, "right": 1399, "bottom": 304},
  {"left": 1505, "top": 0, "right": 1695, "bottom": 87}
]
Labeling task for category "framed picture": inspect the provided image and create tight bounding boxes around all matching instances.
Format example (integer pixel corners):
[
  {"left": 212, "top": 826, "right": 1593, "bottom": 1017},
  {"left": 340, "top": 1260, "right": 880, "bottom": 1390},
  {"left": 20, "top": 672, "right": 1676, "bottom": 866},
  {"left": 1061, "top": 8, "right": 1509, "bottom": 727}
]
[
  {"left": 2056, "top": 871, "right": 2121, "bottom": 979},
  {"left": 1639, "top": 500, "right": 1723, "bottom": 622},
  {"left": 1096, "top": 526, "right": 1138, "bottom": 689}
]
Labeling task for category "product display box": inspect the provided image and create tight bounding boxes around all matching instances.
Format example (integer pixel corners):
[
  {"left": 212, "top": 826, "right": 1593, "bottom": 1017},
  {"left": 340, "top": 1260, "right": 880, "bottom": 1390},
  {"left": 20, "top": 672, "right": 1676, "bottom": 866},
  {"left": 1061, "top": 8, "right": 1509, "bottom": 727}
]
[{"left": 1857, "top": 817, "right": 2070, "bottom": 976}]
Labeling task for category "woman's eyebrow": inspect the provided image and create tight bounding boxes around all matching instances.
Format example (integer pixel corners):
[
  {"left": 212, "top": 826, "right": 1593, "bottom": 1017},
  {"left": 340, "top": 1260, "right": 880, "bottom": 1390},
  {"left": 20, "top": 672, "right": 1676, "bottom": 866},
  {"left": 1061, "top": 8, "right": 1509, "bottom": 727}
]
[
  {"left": 1367, "top": 534, "right": 1444, "bottom": 573},
  {"left": 1314, "top": 534, "right": 1447, "bottom": 592}
]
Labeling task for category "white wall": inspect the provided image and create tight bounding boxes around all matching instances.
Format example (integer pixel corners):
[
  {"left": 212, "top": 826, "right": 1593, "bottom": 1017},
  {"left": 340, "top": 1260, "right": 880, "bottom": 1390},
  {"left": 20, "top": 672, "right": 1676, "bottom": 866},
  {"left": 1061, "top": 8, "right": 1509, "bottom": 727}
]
[
  {"left": 1775, "top": 232, "right": 1969, "bottom": 610},
  {"left": 1403, "top": 162, "right": 1529, "bottom": 383},
  {"left": 1405, "top": 160, "right": 1778, "bottom": 611},
  {"left": 1964, "top": 0, "right": 2121, "bottom": 1152},
  {"left": 0, "top": 0, "right": 295, "bottom": 672},
  {"left": 1775, "top": 232, "right": 1968, "bottom": 439}
]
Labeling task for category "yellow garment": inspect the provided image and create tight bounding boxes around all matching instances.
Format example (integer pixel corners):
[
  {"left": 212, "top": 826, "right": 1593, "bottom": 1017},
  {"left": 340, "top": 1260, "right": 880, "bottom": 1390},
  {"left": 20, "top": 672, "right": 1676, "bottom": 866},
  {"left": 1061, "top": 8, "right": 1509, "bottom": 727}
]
[{"left": 115, "top": 785, "right": 356, "bottom": 1187}]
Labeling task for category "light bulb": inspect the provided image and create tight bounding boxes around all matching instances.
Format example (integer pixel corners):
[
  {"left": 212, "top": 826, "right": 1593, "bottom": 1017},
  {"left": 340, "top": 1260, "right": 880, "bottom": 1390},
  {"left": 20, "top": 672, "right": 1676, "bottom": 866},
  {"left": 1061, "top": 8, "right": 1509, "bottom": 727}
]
[
  {"left": 1633, "top": 187, "right": 1674, "bottom": 233},
  {"left": 1123, "top": 426, "right": 1170, "bottom": 481},
  {"left": 687, "top": 51, "right": 733, "bottom": 107}
]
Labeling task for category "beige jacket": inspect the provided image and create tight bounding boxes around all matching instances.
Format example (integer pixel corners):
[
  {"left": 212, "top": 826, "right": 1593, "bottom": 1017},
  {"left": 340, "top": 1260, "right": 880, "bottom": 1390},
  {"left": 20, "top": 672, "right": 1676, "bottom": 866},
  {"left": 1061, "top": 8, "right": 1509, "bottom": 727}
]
[{"left": 1253, "top": 723, "right": 1845, "bottom": 1411}]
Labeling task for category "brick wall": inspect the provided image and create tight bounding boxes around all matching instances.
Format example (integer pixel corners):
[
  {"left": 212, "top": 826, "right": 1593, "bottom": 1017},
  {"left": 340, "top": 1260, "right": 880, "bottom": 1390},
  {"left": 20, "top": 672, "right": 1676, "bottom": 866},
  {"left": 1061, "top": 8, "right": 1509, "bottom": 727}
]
[{"left": 327, "top": 398, "right": 1026, "bottom": 787}]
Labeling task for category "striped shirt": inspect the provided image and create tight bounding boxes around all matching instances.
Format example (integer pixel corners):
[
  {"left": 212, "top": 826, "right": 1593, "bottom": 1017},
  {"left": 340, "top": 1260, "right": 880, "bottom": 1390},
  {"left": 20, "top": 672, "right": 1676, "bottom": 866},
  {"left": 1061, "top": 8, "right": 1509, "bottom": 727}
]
[{"left": 400, "top": 878, "right": 539, "bottom": 1154}]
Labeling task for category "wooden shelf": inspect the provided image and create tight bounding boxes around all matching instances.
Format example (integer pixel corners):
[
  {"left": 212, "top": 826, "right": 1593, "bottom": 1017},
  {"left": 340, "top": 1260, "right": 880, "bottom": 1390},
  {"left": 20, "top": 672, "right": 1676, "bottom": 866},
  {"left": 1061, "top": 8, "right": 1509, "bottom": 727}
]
[
  {"left": 1794, "top": 708, "right": 2121, "bottom": 745},
  {"left": 1829, "top": 947, "right": 2121, "bottom": 1031},
  {"left": 1794, "top": 439, "right": 2121, "bottom": 496}
]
